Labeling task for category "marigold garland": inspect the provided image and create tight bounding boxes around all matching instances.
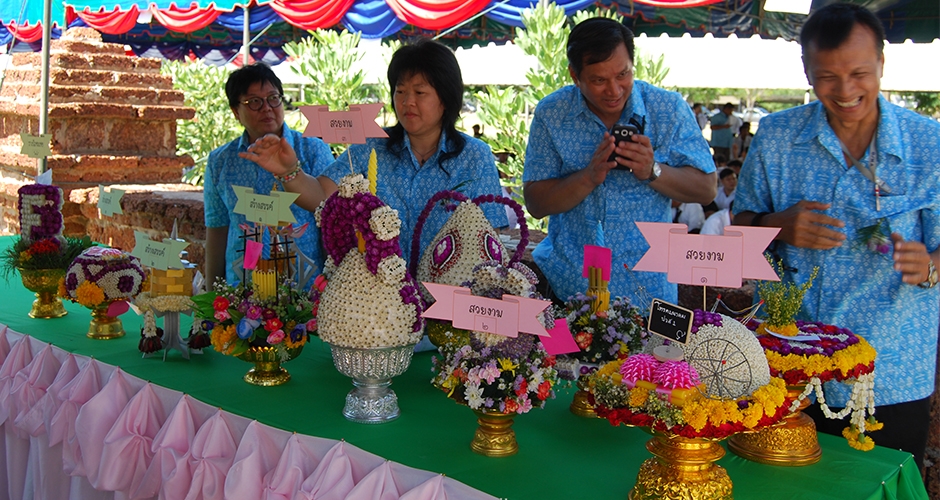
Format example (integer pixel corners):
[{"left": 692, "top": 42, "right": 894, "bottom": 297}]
[
  {"left": 74, "top": 281, "right": 106, "bottom": 308},
  {"left": 589, "top": 358, "right": 792, "bottom": 439},
  {"left": 751, "top": 319, "right": 876, "bottom": 384}
]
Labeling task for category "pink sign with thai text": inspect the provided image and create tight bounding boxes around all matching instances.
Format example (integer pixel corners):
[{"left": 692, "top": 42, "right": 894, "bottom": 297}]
[
  {"left": 301, "top": 103, "right": 388, "bottom": 144},
  {"left": 632, "top": 222, "right": 780, "bottom": 288},
  {"left": 422, "top": 283, "right": 551, "bottom": 338}
]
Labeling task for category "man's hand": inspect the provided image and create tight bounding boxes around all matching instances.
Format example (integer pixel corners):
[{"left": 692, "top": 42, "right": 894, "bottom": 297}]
[
  {"left": 613, "top": 134, "right": 656, "bottom": 180},
  {"left": 238, "top": 133, "right": 298, "bottom": 176},
  {"left": 585, "top": 133, "right": 619, "bottom": 186},
  {"left": 771, "top": 200, "right": 846, "bottom": 249},
  {"left": 891, "top": 233, "right": 933, "bottom": 285}
]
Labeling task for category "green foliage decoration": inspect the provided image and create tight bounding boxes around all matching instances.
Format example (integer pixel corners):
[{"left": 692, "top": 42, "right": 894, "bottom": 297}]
[{"left": 757, "top": 261, "right": 819, "bottom": 329}]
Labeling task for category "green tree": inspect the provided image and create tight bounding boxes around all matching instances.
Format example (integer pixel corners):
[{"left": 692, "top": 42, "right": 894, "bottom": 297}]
[
  {"left": 898, "top": 91, "right": 940, "bottom": 117},
  {"left": 284, "top": 30, "right": 370, "bottom": 156},
  {"left": 162, "top": 61, "right": 243, "bottom": 186}
]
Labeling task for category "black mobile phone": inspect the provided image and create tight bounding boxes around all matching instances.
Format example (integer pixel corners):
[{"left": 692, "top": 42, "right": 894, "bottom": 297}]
[{"left": 608, "top": 123, "right": 640, "bottom": 168}]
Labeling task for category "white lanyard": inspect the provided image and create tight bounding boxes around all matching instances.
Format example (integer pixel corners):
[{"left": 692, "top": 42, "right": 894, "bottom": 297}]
[{"left": 838, "top": 135, "right": 891, "bottom": 211}]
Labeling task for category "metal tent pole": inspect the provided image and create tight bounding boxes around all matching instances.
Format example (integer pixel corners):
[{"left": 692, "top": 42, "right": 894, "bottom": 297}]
[
  {"left": 242, "top": 5, "right": 250, "bottom": 65},
  {"left": 38, "top": 0, "right": 52, "bottom": 174}
]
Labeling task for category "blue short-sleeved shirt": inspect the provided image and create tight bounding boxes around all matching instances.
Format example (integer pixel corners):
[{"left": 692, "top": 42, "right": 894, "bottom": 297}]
[
  {"left": 322, "top": 130, "right": 507, "bottom": 268},
  {"left": 709, "top": 112, "right": 733, "bottom": 148},
  {"left": 523, "top": 81, "right": 714, "bottom": 307},
  {"left": 734, "top": 97, "right": 940, "bottom": 406},
  {"left": 204, "top": 124, "right": 334, "bottom": 284}
]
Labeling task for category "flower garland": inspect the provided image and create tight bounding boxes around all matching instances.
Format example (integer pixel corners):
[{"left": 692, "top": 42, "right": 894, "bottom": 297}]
[
  {"left": 747, "top": 318, "right": 879, "bottom": 450},
  {"left": 589, "top": 357, "right": 792, "bottom": 439},
  {"left": 135, "top": 292, "right": 197, "bottom": 353},
  {"left": 62, "top": 247, "right": 146, "bottom": 308},
  {"left": 557, "top": 293, "right": 646, "bottom": 376}
]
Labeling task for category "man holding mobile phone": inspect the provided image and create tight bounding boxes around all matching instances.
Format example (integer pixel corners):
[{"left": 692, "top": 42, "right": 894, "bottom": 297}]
[{"left": 523, "top": 17, "right": 716, "bottom": 306}]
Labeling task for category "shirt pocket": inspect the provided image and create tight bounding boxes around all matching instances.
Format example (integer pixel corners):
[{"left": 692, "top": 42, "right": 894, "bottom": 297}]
[{"left": 880, "top": 195, "right": 919, "bottom": 239}]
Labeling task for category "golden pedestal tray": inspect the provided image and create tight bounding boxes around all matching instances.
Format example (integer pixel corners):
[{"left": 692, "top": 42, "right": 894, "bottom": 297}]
[
  {"left": 236, "top": 345, "right": 303, "bottom": 386},
  {"left": 470, "top": 409, "right": 518, "bottom": 457},
  {"left": 630, "top": 431, "right": 733, "bottom": 500},
  {"left": 19, "top": 268, "right": 67, "bottom": 319},
  {"left": 728, "top": 384, "right": 821, "bottom": 466}
]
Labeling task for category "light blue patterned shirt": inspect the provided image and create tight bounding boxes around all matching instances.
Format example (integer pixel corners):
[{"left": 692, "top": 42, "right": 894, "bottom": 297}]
[
  {"left": 523, "top": 81, "right": 714, "bottom": 308},
  {"left": 709, "top": 112, "right": 733, "bottom": 149},
  {"left": 322, "top": 130, "right": 507, "bottom": 268},
  {"left": 204, "top": 123, "right": 334, "bottom": 284},
  {"left": 734, "top": 96, "right": 940, "bottom": 406}
]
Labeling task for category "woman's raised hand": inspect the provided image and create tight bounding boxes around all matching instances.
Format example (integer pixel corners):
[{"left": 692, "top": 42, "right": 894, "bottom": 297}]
[{"left": 238, "top": 133, "right": 298, "bottom": 176}]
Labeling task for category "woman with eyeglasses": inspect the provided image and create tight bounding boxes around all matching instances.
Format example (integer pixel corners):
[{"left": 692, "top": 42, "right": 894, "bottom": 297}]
[
  {"left": 204, "top": 63, "right": 335, "bottom": 286},
  {"left": 241, "top": 39, "right": 506, "bottom": 270}
]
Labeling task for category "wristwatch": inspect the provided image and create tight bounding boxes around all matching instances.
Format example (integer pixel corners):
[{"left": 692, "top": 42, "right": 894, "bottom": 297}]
[
  {"left": 648, "top": 162, "right": 662, "bottom": 182},
  {"left": 918, "top": 260, "right": 939, "bottom": 289}
]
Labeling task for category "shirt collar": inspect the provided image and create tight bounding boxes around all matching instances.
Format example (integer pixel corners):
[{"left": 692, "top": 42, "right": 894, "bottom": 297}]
[
  {"left": 567, "top": 81, "right": 649, "bottom": 129},
  {"left": 403, "top": 128, "right": 453, "bottom": 165},
  {"left": 796, "top": 95, "right": 903, "bottom": 163}
]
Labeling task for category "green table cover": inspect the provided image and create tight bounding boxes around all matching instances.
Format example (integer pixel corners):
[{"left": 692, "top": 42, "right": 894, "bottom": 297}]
[{"left": 0, "top": 237, "right": 928, "bottom": 500}]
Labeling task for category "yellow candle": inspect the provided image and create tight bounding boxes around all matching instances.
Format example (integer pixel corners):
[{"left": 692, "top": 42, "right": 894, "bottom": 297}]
[{"left": 367, "top": 148, "right": 378, "bottom": 195}]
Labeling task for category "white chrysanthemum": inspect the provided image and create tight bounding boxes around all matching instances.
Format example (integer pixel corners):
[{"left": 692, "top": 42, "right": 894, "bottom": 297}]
[
  {"left": 377, "top": 255, "right": 407, "bottom": 286},
  {"left": 468, "top": 265, "right": 532, "bottom": 298},
  {"left": 318, "top": 249, "right": 420, "bottom": 348},
  {"left": 472, "top": 331, "right": 506, "bottom": 347},
  {"left": 135, "top": 293, "right": 194, "bottom": 313},
  {"left": 338, "top": 174, "right": 369, "bottom": 198},
  {"left": 97, "top": 267, "right": 146, "bottom": 300},
  {"left": 369, "top": 206, "right": 401, "bottom": 241}
]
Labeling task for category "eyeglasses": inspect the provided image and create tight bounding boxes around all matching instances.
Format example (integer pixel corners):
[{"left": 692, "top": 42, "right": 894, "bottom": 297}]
[{"left": 240, "top": 94, "right": 283, "bottom": 111}]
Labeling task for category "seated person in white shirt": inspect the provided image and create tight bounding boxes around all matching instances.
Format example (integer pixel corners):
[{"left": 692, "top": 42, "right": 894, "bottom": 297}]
[
  {"left": 671, "top": 200, "right": 705, "bottom": 233},
  {"left": 713, "top": 168, "right": 737, "bottom": 210},
  {"left": 701, "top": 202, "right": 732, "bottom": 235}
]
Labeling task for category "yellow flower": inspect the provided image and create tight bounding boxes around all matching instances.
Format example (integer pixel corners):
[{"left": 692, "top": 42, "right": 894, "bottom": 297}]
[
  {"left": 764, "top": 338, "right": 877, "bottom": 379},
  {"left": 57, "top": 277, "right": 68, "bottom": 299},
  {"left": 758, "top": 322, "right": 800, "bottom": 337},
  {"left": 741, "top": 404, "right": 764, "bottom": 428},
  {"left": 628, "top": 387, "right": 649, "bottom": 407},
  {"left": 843, "top": 426, "right": 876, "bottom": 451},
  {"left": 75, "top": 281, "right": 105, "bottom": 308},
  {"left": 210, "top": 325, "right": 238, "bottom": 355},
  {"left": 19, "top": 251, "right": 31, "bottom": 262},
  {"left": 682, "top": 403, "right": 709, "bottom": 431},
  {"left": 498, "top": 358, "right": 518, "bottom": 373}
]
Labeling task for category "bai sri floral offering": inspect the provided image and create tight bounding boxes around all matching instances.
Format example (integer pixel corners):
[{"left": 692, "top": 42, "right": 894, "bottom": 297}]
[
  {"left": 591, "top": 311, "right": 790, "bottom": 439},
  {"left": 63, "top": 247, "right": 146, "bottom": 308},
  {"left": 314, "top": 174, "right": 424, "bottom": 349}
]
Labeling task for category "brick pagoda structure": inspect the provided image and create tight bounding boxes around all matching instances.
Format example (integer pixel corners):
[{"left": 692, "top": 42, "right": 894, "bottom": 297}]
[{"left": 0, "top": 27, "right": 204, "bottom": 263}]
